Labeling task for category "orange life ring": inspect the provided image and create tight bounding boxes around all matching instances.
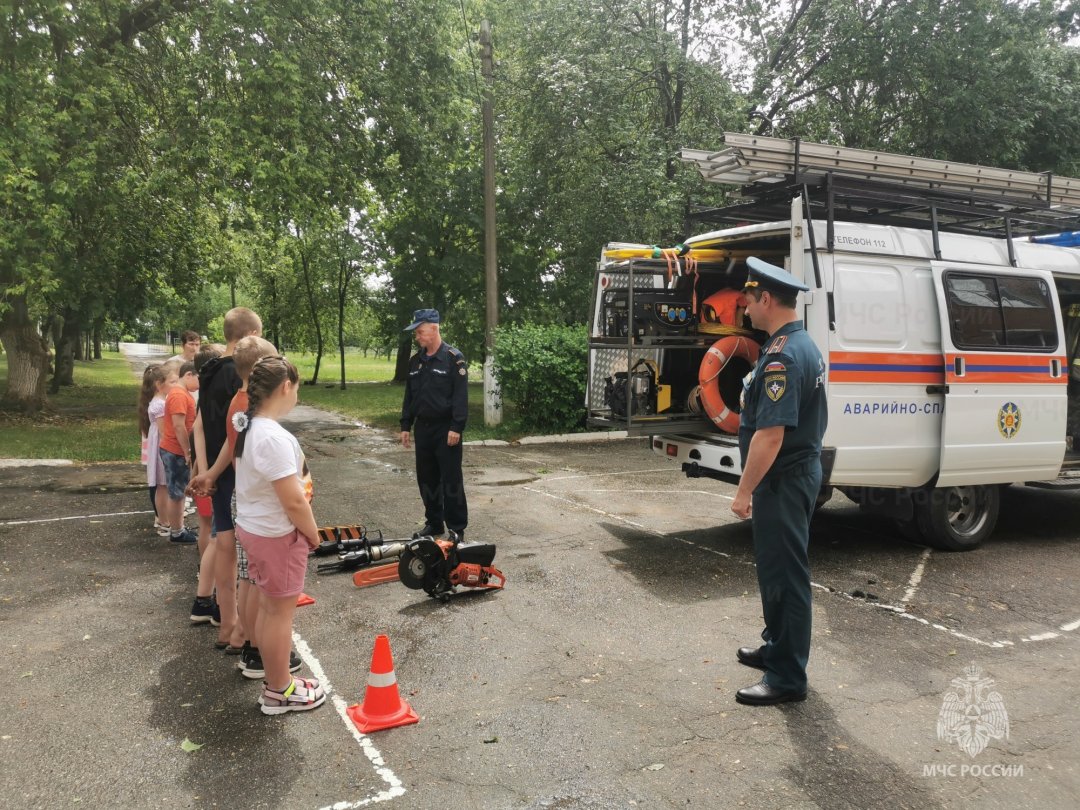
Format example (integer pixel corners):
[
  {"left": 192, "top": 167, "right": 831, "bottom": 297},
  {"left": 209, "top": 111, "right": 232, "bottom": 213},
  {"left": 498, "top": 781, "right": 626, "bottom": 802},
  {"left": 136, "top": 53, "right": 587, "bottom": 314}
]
[{"left": 698, "top": 336, "right": 760, "bottom": 434}]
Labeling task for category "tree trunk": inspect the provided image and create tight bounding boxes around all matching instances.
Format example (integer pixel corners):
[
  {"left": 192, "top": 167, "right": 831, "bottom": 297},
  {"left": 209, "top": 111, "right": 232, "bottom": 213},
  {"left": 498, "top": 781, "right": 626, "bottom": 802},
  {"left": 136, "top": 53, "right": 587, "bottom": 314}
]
[
  {"left": 337, "top": 257, "right": 349, "bottom": 390},
  {"left": 73, "top": 325, "right": 84, "bottom": 361},
  {"left": 338, "top": 301, "right": 347, "bottom": 389},
  {"left": 393, "top": 338, "right": 412, "bottom": 382},
  {"left": 297, "top": 243, "right": 323, "bottom": 385},
  {"left": 51, "top": 313, "right": 78, "bottom": 393},
  {"left": 93, "top": 321, "right": 102, "bottom": 359},
  {"left": 0, "top": 293, "right": 50, "bottom": 412}
]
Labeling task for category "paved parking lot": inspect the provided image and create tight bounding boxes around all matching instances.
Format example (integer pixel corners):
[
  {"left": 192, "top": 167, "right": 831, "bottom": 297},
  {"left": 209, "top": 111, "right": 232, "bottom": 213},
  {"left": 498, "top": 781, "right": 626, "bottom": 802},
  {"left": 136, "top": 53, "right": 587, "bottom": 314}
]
[{"left": 1, "top": 410, "right": 1078, "bottom": 809}]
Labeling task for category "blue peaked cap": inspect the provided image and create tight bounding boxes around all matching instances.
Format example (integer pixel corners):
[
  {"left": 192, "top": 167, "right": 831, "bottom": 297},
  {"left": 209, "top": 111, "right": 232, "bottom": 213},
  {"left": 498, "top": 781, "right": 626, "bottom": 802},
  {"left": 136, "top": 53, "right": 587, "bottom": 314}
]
[
  {"left": 404, "top": 308, "right": 440, "bottom": 331},
  {"left": 744, "top": 257, "right": 810, "bottom": 293}
]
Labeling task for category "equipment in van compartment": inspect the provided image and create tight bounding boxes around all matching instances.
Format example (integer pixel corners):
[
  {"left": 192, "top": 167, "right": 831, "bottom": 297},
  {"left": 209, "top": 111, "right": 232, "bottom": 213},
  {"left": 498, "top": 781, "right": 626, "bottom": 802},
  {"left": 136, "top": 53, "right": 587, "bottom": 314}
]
[
  {"left": 604, "top": 358, "right": 672, "bottom": 417},
  {"left": 602, "top": 289, "right": 696, "bottom": 338}
]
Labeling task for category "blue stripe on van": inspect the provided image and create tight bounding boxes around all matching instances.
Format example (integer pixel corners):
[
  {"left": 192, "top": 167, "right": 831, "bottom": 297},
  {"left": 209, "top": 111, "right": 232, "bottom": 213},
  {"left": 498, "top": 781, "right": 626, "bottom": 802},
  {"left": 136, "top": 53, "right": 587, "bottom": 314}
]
[
  {"left": 830, "top": 363, "right": 944, "bottom": 373},
  {"left": 965, "top": 364, "right": 1050, "bottom": 374}
]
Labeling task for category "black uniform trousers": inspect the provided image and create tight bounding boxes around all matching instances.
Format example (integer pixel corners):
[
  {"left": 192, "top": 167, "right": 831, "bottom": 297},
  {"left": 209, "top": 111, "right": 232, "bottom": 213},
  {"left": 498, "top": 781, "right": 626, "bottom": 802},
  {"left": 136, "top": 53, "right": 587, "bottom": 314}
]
[
  {"left": 413, "top": 417, "right": 468, "bottom": 533},
  {"left": 751, "top": 456, "right": 821, "bottom": 693}
]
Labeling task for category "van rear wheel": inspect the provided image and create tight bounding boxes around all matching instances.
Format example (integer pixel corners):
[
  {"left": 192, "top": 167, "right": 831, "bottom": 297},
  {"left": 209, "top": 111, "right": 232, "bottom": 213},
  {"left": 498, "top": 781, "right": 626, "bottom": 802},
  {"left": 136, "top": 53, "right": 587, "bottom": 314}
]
[{"left": 914, "top": 484, "right": 999, "bottom": 551}]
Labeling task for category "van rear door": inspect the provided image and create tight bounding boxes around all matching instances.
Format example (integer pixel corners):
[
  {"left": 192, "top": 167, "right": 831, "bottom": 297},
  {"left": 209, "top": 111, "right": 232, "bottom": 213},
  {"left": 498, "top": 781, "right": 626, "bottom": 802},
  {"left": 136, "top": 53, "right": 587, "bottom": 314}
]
[{"left": 931, "top": 262, "right": 1067, "bottom": 484}]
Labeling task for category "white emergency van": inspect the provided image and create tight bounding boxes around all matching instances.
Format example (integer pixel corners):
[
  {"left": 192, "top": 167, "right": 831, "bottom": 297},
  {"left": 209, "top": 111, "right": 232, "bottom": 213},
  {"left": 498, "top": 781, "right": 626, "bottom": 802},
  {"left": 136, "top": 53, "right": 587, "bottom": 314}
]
[{"left": 586, "top": 134, "right": 1080, "bottom": 550}]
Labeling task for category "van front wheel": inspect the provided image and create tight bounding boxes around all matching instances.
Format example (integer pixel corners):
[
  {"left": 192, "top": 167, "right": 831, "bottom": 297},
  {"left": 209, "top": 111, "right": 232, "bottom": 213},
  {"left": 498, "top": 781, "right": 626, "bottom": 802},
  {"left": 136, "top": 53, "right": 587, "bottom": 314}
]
[{"left": 914, "top": 484, "right": 999, "bottom": 551}]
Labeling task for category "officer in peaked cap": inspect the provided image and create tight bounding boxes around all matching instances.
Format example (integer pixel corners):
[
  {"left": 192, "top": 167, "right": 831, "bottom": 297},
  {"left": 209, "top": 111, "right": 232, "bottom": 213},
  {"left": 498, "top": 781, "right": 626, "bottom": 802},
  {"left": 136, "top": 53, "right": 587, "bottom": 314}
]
[
  {"left": 400, "top": 309, "right": 469, "bottom": 540},
  {"left": 730, "top": 257, "right": 828, "bottom": 706}
]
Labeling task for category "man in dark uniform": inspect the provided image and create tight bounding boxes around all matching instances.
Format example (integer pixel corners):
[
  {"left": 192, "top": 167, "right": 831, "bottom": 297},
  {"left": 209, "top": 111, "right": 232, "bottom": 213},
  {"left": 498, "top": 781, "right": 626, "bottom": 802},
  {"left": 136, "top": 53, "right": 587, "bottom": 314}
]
[
  {"left": 399, "top": 309, "right": 469, "bottom": 539},
  {"left": 731, "top": 257, "right": 828, "bottom": 706}
]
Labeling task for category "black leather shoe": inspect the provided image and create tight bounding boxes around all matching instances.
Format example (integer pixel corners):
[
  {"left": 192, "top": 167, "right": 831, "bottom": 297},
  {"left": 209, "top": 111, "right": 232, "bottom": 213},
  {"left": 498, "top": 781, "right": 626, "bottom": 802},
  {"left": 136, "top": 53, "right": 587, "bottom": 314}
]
[
  {"left": 413, "top": 524, "right": 445, "bottom": 539},
  {"left": 735, "top": 679, "right": 807, "bottom": 706},
  {"left": 736, "top": 646, "right": 766, "bottom": 669}
]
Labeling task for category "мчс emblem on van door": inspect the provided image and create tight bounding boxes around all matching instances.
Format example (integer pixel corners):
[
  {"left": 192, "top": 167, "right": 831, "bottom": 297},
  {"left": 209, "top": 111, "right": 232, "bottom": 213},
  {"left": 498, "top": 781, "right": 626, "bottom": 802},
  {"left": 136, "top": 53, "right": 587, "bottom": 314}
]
[{"left": 998, "top": 402, "right": 1021, "bottom": 439}]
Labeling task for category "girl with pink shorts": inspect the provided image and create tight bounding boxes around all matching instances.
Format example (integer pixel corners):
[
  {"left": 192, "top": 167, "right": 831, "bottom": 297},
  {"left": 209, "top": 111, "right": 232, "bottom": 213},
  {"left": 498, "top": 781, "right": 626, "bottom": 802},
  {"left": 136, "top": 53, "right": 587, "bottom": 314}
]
[{"left": 232, "top": 356, "right": 325, "bottom": 715}]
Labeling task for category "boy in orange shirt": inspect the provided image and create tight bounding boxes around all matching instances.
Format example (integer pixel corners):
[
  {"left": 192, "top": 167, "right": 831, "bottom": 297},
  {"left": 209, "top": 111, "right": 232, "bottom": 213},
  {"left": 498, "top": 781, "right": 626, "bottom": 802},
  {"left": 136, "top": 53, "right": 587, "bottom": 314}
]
[{"left": 159, "top": 361, "right": 200, "bottom": 544}]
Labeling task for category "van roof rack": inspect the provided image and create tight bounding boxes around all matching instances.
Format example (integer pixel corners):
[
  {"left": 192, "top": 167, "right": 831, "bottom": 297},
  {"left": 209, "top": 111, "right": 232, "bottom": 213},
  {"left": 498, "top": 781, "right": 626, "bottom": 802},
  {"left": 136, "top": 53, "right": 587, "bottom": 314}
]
[{"left": 682, "top": 133, "right": 1080, "bottom": 240}]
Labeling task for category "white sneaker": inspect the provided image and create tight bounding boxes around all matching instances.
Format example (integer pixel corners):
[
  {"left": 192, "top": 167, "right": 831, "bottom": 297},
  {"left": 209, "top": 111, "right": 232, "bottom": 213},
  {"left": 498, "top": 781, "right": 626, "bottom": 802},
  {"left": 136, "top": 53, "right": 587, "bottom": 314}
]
[
  {"left": 154, "top": 520, "right": 170, "bottom": 537},
  {"left": 184, "top": 498, "right": 196, "bottom": 516}
]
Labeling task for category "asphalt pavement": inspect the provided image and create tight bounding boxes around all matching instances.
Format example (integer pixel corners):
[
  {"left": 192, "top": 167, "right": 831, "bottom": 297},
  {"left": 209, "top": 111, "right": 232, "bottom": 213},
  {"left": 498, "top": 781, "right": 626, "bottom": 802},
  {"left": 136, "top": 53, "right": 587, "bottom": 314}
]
[{"left": 1, "top": 403, "right": 1079, "bottom": 809}]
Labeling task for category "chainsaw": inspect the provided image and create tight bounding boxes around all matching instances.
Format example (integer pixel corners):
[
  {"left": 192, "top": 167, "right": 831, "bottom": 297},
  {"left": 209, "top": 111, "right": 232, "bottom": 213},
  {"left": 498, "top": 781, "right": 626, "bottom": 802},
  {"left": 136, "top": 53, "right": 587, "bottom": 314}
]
[{"left": 314, "top": 526, "right": 505, "bottom": 601}]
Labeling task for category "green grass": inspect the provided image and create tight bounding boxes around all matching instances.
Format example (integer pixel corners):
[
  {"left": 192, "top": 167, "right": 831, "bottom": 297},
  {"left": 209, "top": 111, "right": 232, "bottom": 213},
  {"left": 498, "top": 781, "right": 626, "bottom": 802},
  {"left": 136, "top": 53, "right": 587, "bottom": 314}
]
[
  {"left": 289, "top": 349, "right": 398, "bottom": 384},
  {"left": 0, "top": 347, "right": 541, "bottom": 461},
  {"left": 0, "top": 351, "right": 142, "bottom": 462},
  {"left": 288, "top": 348, "right": 535, "bottom": 441},
  {"left": 296, "top": 379, "right": 529, "bottom": 442}
]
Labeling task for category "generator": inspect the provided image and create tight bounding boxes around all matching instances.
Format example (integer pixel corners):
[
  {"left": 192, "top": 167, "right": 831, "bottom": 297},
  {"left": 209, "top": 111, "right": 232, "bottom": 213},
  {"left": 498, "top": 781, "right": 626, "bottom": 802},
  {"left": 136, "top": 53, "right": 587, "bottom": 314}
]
[
  {"left": 604, "top": 358, "right": 672, "bottom": 417},
  {"left": 602, "top": 289, "right": 696, "bottom": 338}
]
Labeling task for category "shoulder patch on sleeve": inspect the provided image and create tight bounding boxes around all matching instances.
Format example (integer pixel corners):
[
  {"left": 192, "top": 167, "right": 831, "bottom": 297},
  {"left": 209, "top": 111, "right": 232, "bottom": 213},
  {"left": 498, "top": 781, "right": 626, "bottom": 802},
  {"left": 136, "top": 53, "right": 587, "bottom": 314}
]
[
  {"left": 764, "top": 374, "right": 787, "bottom": 401},
  {"left": 763, "top": 361, "right": 786, "bottom": 372},
  {"left": 766, "top": 335, "right": 787, "bottom": 354}
]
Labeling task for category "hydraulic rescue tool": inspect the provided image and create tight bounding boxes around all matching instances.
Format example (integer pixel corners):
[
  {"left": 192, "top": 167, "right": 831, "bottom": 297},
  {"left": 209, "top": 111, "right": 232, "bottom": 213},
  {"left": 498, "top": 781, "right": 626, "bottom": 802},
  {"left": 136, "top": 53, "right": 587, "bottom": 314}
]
[{"left": 314, "top": 525, "right": 505, "bottom": 601}]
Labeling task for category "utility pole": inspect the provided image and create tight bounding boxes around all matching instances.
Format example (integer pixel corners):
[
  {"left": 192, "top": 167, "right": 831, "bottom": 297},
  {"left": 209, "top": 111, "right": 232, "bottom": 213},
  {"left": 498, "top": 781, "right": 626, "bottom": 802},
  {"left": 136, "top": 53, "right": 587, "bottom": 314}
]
[{"left": 481, "top": 19, "right": 502, "bottom": 426}]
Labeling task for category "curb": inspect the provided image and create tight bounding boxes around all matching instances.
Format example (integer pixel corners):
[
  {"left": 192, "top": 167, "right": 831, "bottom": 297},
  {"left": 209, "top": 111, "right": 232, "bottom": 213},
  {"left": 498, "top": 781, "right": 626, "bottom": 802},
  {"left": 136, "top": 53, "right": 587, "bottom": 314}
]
[
  {"left": 0, "top": 459, "right": 74, "bottom": 468},
  {"left": 518, "top": 430, "right": 632, "bottom": 445},
  {"left": 464, "top": 430, "right": 636, "bottom": 448}
]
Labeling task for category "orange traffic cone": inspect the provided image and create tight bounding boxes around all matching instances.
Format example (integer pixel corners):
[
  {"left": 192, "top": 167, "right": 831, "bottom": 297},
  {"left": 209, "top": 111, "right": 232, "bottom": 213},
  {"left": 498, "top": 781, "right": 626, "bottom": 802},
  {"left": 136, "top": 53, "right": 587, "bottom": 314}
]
[
  {"left": 296, "top": 592, "right": 315, "bottom": 607},
  {"left": 346, "top": 635, "right": 419, "bottom": 733}
]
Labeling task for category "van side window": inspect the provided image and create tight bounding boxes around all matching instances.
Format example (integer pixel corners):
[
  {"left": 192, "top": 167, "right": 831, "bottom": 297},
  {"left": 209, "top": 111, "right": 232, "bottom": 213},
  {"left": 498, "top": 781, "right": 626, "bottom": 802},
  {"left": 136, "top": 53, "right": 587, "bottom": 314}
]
[{"left": 944, "top": 273, "right": 1057, "bottom": 351}]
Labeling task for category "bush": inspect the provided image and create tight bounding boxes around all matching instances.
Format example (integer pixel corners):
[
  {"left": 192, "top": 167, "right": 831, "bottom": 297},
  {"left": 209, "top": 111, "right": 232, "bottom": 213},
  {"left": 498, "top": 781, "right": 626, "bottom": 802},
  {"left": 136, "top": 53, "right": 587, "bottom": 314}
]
[{"left": 494, "top": 323, "right": 587, "bottom": 433}]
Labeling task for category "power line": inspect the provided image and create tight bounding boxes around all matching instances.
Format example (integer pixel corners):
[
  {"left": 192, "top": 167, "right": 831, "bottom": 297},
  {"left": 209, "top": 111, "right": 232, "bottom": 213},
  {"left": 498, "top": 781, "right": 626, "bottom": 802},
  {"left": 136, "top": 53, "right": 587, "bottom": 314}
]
[{"left": 458, "top": 0, "right": 483, "bottom": 104}]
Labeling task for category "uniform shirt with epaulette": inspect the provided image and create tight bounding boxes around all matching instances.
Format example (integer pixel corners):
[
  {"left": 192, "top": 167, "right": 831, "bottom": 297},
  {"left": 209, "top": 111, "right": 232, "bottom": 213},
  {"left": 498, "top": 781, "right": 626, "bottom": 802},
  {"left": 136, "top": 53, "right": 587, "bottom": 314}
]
[
  {"left": 738, "top": 320, "right": 827, "bottom": 479},
  {"left": 400, "top": 343, "right": 469, "bottom": 433}
]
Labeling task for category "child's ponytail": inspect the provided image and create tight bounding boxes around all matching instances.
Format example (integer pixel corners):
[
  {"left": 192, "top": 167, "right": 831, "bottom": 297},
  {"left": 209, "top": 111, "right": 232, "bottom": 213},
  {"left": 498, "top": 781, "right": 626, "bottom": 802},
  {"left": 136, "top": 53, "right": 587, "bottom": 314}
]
[{"left": 234, "top": 355, "right": 299, "bottom": 459}]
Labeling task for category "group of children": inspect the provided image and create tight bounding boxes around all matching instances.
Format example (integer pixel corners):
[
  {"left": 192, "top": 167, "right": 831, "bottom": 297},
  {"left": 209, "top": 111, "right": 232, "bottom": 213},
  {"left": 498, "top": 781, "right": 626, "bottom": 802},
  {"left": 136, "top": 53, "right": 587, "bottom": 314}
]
[{"left": 137, "top": 310, "right": 326, "bottom": 715}]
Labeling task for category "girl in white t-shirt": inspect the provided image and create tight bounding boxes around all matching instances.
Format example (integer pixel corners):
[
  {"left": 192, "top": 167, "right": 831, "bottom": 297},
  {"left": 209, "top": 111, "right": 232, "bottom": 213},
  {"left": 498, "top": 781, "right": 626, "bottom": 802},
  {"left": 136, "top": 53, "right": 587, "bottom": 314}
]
[{"left": 232, "top": 356, "right": 325, "bottom": 715}]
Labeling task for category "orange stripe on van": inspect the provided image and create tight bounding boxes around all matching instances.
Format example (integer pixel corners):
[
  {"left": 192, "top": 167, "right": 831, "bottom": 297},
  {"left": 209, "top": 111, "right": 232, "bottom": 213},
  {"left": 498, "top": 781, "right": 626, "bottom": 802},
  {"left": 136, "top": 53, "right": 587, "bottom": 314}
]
[
  {"left": 944, "top": 353, "right": 1067, "bottom": 385},
  {"left": 828, "top": 352, "right": 945, "bottom": 384}
]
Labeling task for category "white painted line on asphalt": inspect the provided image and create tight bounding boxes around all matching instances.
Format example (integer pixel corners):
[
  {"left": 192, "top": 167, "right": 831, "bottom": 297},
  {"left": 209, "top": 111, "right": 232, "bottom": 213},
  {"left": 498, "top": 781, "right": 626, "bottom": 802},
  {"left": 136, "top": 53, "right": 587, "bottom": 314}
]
[
  {"left": 576, "top": 489, "right": 730, "bottom": 499},
  {"left": 476, "top": 447, "right": 553, "bottom": 466},
  {"left": 542, "top": 467, "right": 680, "bottom": 481},
  {"left": 524, "top": 484, "right": 1027, "bottom": 649},
  {"left": 901, "top": 548, "right": 933, "bottom": 606},
  {"left": 0, "top": 509, "right": 155, "bottom": 527},
  {"left": 522, "top": 485, "right": 736, "bottom": 559},
  {"left": 806, "top": 582, "right": 1014, "bottom": 648},
  {"left": 1061, "top": 617, "right": 1080, "bottom": 632},
  {"left": 1021, "top": 631, "right": 1061, "bottom": 642},
  {"left": 892, "top": 609, "right": 1013, "bottom": 648},
  {"left": 293, "top": 633, "right": 405, "bottom": 809}
]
